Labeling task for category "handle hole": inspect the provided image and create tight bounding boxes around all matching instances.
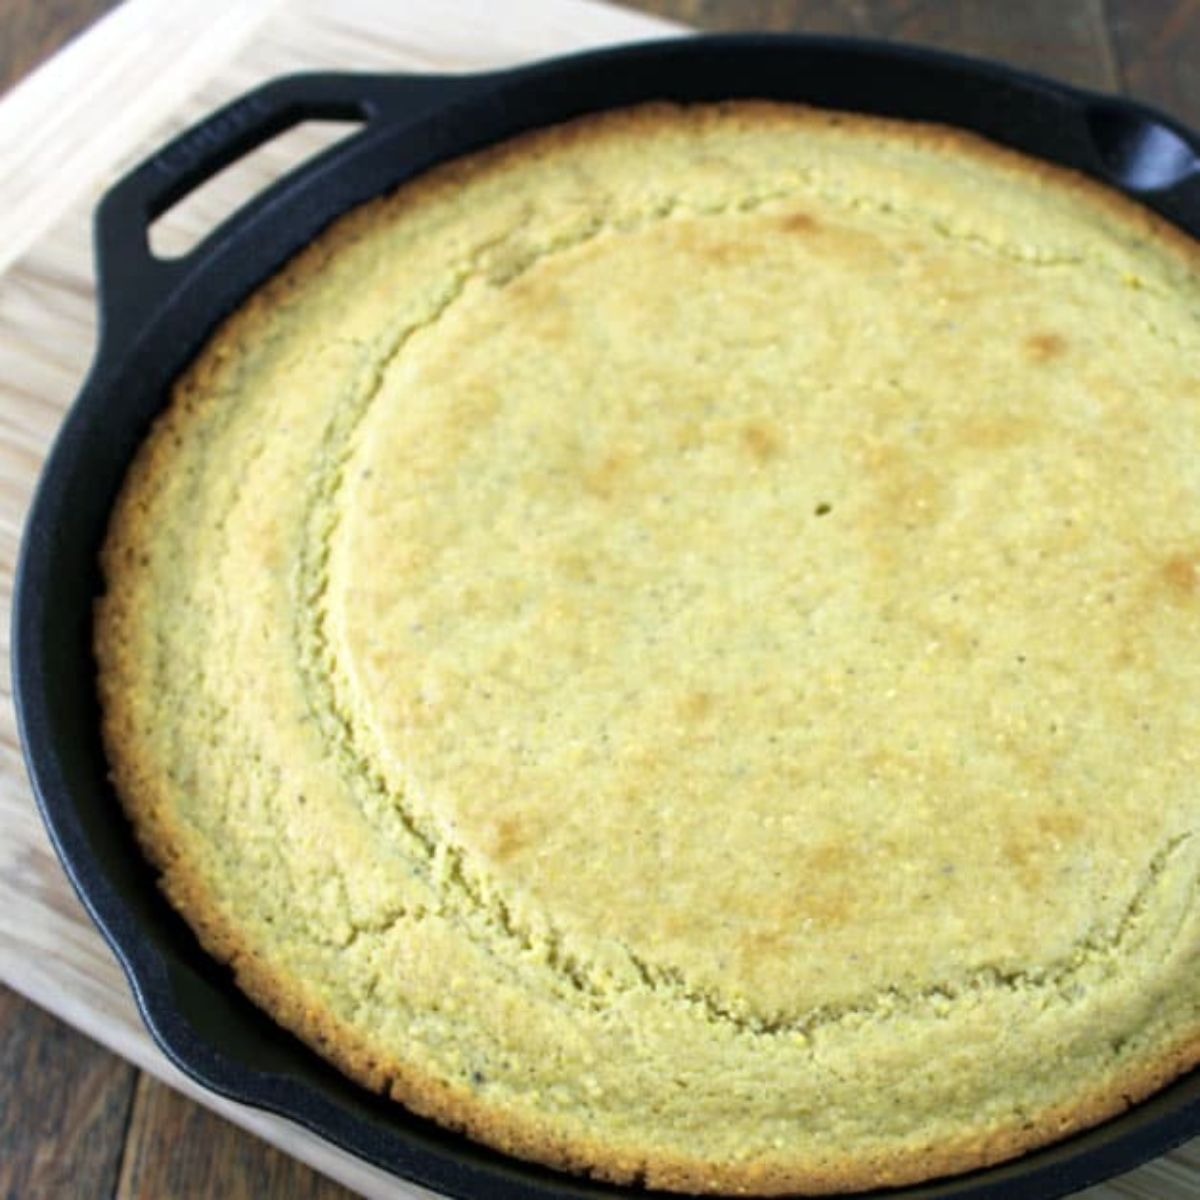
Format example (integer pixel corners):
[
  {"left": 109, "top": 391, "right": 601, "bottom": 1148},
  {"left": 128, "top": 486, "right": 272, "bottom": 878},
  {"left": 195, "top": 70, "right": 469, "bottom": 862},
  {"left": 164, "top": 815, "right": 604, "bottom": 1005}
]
[
  {"left": 1086, "top": 103, "right": 1198, "bottom": 193},
  {"left": 148, "top": 117, "right": 365, "bottom": 259}
]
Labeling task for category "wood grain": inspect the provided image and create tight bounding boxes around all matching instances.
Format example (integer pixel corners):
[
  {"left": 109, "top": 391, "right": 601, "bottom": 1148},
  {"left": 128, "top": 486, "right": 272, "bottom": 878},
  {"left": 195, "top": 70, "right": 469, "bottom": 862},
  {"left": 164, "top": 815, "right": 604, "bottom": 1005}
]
[
  {"left": 1109, "top": 0, "right": 1200, "bottom": 125},
  {"left": 0, "top": 981, "right": 136, "bottom": 1198},
  {"left": 626, "top": 0, "right": 1119, "bottom": 87},
  {"left": 0, "top": 0, "right": 121, "bottom": 92},
  {"left": 116, "top": 1075, "right": 358, "bottom": 1200},
  {"left": 0, "top": 0, "right": 281, "bottom": 275}
]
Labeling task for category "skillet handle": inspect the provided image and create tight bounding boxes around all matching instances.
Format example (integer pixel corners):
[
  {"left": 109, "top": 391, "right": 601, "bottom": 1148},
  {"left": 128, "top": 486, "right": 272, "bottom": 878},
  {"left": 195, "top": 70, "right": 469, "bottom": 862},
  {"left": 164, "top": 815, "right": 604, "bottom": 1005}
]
[
  {"left": 92, "top": 71, "right": 479, "bottom": 348},
  {"left": 1079, "top": 96, "right": 1200, "bottom": 237}
]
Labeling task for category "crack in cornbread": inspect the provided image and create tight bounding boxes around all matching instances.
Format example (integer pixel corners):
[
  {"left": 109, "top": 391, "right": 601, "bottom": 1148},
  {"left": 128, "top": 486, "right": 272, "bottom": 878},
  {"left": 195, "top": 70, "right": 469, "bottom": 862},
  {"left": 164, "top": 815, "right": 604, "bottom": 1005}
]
[
  {"left": 97, "top": 103, "right": 1200, "bottom": 1194},
  {"left": 299, "top": 202, "right": 1198, "bottom": 1026}
]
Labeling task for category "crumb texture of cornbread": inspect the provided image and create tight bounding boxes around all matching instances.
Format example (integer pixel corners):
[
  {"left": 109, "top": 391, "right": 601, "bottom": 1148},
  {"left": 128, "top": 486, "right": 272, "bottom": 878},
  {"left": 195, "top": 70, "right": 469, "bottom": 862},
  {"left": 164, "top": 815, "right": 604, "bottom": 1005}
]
[{"left": 96, "top": 103, "right": 1200, "bottom": 1194}]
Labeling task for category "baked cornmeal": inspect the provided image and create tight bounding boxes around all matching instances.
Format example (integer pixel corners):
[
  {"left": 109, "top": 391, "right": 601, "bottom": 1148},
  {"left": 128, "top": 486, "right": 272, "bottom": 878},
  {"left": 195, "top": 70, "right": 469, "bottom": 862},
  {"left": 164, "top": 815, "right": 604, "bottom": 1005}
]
[{"left": 97, "top": 102, "right": 1200, "bottom": 1194}]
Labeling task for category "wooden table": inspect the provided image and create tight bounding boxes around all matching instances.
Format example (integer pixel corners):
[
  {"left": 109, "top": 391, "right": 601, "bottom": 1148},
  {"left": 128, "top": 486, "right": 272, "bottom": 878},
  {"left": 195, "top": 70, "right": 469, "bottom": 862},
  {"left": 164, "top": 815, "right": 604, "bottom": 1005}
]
[{"left": 1, "top": 2, "right": 1198, "bottom": 1197}]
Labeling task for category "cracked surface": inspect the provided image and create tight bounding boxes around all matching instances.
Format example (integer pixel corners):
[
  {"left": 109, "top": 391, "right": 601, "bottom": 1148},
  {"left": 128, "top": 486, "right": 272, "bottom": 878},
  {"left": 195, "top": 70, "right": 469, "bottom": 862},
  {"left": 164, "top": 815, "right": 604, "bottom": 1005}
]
[{"left": 97, "top": 103, "right": 1200, "bottom": 1194}]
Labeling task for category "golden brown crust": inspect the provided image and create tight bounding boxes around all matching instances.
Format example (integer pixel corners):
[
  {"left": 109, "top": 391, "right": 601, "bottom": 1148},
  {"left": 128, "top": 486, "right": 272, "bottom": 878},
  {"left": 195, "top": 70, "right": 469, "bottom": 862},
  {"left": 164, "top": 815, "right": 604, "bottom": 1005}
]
[{"left": 97, "top": 100, "right": 1200, "bottom": 1194}]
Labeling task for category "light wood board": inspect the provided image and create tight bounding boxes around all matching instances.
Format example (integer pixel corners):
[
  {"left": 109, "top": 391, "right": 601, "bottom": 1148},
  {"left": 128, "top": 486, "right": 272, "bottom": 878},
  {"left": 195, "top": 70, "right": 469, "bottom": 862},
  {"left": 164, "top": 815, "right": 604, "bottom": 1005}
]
[{"left": 0, "top": 1, "right": 1195, "bottom": 1196}]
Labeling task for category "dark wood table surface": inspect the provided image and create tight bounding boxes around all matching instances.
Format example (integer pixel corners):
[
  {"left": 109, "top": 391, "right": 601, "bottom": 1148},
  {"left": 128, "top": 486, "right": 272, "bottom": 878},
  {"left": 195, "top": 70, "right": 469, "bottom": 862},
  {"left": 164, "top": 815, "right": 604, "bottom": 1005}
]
[{"left": 2, "top": 1, "right": 1198, "bottom": 1196}]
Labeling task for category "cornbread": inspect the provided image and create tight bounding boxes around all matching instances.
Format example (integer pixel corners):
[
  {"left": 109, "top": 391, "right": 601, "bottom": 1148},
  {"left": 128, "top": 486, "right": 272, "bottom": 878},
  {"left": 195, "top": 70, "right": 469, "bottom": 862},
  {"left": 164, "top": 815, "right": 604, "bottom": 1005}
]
[{"left": 96, "top": 102, "right": 1200, "bottom": 1194}]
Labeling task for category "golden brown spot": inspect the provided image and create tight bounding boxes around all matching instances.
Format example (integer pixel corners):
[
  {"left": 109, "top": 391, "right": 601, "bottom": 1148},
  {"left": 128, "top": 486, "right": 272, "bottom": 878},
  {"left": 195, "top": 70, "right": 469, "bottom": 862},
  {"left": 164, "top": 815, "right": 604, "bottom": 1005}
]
[
  {"left": 862, "top": 748, "right": 904, "bottom": 785},
  {"left": 738, "top": 924, "right": 793, "bottom": 962},
  {"left": 1001, "top": 829, "right": 1040, "bottom": 887},
  {"left": 674, "top": 419, "right": 704, "bottom": 453},
  {"left": 1025, "top": 332, "right": 1068, "bottom": 363},
  {"left": 1001, "top": 809, "right": 1083, "bottom": 890},
  {"left": 1034, "top": 809, "right": 1085, "bottom": 848},
  {"left": 855, "top": 442, "right": 945, "bottom": 539},
  {"left": 789, "top": 886, "right": 853, "bottom": 928},
  {"left": 725, "top": 844, "right": 865, "bottom": 945},
  {"left": 1110, "top": 636, "right": 1138, "bottom": 671},
  {"left": 740, "top": 420, "right": 782, "bottom": 464},
  {"left": 1112, "top": 553, "right": 1200, "bottom": 670},
  {"left": 711, "top": 841, "right": 863, "bottom": 933},
  {"left": 733, "top": 917, "right": 815, "bottom": 987},
  {"left": 888, "top": 469, "right": 943, "bottom": 524},
  {"left": 582, "top": 450, "right": 629, "bottom": 500},
  {"left": 488, "top": 815, "right": 529, "bottom": 864},
  {"left": 1161, "top": 554, "right": 1199, "bottom": 600},
  {"left": 692, "top": 237, "right": 743, "bottom": 268},
  {"left": 401, "top": 379, "right": 501, "bottom": 468},
  {"left": 992, "top": 728, "right": 1056, "bottom": 789},
  {"left": 555, "top": 549, "right": 594, "bottom": 583},
  {"left": 777, "top": 211, "right": 819, "bottom": 236},
  {"left": 804, "top": 841, "right": 855, "bottom": 878},
  {"left": 733, "top": 846, "right": 859, "bottom": 961},
  {"left": 677, "top": 690, "right": 713, "bottom": 722},
  {"left": 955, "top": 413, "right": 1041, "bottom": 453},
  {"left": 502, "top": 272, "right": 573, "bottom": 344}
]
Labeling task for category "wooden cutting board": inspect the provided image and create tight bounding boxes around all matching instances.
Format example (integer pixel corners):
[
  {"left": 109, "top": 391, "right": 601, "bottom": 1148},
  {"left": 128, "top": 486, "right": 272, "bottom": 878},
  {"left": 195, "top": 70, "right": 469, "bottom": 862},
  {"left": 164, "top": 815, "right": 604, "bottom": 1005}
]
[{"left": 0, "top": 2, "right": 1196, "bottom": 1197}]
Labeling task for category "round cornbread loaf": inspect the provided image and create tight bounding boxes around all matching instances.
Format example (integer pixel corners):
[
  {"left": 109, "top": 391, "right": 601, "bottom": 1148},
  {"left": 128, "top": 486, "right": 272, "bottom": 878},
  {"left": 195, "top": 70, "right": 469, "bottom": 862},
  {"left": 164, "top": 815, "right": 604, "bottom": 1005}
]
[{"left": 97, "top": 103, "right": 1200, "bottom": 1194}]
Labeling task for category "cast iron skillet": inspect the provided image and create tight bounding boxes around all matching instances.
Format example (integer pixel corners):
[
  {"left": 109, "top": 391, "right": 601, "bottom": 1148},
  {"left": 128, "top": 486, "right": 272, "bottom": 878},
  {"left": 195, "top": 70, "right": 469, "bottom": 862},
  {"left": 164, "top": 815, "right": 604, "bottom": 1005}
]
[{"left": 13, "top": 34, "right": 1200, "bottom": 1200}]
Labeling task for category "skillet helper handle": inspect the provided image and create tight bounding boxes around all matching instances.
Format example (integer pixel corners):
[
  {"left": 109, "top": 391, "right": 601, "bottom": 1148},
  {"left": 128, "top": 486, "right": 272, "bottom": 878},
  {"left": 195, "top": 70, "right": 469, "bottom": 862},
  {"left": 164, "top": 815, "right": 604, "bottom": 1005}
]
[
  {"left": 1077, "top": 95, "right": 1200, "bottom": 238},
  {"left": 92, "top": 71, "right": 470, "bottom": 346}
]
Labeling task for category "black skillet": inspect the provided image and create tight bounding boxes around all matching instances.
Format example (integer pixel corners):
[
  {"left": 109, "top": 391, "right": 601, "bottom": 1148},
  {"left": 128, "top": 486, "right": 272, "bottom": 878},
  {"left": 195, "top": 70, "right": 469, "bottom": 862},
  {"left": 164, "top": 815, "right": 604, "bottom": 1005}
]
[{"left": 12, "top": 34, "right": 1200, "bottom": 1200}]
